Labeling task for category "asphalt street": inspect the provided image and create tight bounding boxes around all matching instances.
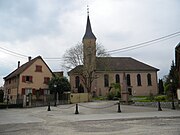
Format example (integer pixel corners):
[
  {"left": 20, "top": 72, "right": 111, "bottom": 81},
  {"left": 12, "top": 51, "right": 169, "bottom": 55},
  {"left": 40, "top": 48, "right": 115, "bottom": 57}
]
[{"left": 0, "top": 101, "right": 180, "bottom": 135}]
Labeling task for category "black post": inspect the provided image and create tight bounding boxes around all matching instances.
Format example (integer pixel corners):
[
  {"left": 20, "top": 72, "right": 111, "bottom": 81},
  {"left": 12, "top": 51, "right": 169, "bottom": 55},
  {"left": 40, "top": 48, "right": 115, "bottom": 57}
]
[
  {"left": 171, "top": 93, "right": 175, "bottom": 110},
  {"left": 47, "top": 102, "right": 51, "bottom": 111},
  {"left": 117, "top": 101, "right": 121, "bottom": 113},
  {"left": 170, "top": 79, "right": 176, "bottom": 110},
  {"left": 158, "top": 101, "right": 162, "bottom": 111},
  {"left": 6, "top": 97, "right": 9, "bottom": 109},
  {"left": 54, "top": 92, "right": 57, "bottom": 107},
  {"left": 75, "top": 104, "right": 79, "bottom": 114}
]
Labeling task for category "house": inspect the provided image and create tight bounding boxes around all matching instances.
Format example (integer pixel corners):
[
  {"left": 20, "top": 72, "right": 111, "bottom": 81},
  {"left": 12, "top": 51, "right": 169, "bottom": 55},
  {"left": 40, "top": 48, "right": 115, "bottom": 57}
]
[
  {"left": 175, "top": 42, "right": 180, "bottom": 88},
  {"left": 68, "top": 14, "right": 159, "bottom": 97},
  {"left": 3, "top": 56, "right": 53, "bottom": 105}
]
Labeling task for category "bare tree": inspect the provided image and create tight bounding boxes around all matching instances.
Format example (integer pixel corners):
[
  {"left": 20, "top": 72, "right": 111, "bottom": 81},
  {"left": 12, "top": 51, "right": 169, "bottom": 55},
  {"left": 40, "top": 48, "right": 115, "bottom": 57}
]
[
  {"left": 62, "top": 43, "right": 110, "bottom": 70},
  {"left": 62, "top": 43, "right": 110, "bottom": 94}
]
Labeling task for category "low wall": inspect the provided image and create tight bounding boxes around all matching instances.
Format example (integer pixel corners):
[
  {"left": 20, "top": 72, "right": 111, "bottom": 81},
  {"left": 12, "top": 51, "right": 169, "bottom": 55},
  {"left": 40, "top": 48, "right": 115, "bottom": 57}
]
[{"left": 70, "top": 93, "right": 91, "bottom": 103}]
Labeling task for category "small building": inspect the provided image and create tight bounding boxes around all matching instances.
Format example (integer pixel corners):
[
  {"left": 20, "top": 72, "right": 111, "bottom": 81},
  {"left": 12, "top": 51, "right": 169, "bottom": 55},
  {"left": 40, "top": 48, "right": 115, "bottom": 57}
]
[
  {"left": 3, "top": 56, "right": 53, "bottom": 104},
  {"left": 68, "top": 13, "right": 159, "bottom": 97},
  {"left": 175, "top": 42, "right": 180, "bottom": 88}
]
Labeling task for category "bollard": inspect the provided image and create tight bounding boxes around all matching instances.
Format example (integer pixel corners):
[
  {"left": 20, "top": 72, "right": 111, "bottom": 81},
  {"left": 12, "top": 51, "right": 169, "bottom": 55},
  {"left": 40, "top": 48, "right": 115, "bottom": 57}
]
[
  {"left": 47, "top": 102, "right": 51, "bottom": 111},
  {"left": 171, "top": 101, "right": 175, "bottom": 110},
  {"left": 75, "top": 104, "right": 79, "bottom": 114},
  {"left": 117, "top": 101, "right": 121, "bottom": 113},
  {"left": 158, "top": 101, "right": 162, "bottom": 111}
]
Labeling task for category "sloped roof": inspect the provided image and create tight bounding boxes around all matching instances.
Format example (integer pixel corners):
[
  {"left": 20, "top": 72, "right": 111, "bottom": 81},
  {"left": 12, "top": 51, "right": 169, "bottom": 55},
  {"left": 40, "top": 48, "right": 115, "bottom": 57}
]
[
  {"left": 4, "top": 56, "right": 53, "bottom": 80},
  {"left": 83, "top": 15, "right": 96, "bottom": 40},
  {"left": 68, "top": 65, "right": 83, "bottom": 75},
  {"left": 53, "top": 71, "right": 63, "bottom": 77},
  {"left": 96, "top": 57, "right": 159, "bottom": 71},
  {"left": 68, "top": 57, "right": 159, "bottom": 74},
  {"left": 176, "top": 42, "right": 180, "bottom": 49}
]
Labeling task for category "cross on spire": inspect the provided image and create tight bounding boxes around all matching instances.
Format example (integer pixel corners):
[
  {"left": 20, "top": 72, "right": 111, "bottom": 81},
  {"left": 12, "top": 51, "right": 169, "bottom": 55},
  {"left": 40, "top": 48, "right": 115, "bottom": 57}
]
[{"left": 87, "top": 5, "right": 89, "bottom": 16}]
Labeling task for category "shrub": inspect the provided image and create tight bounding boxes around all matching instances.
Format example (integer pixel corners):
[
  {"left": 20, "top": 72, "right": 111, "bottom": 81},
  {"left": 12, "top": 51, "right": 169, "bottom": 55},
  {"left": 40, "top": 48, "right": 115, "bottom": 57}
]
[
  {"left": 107, "top": 91, "right": 115, "bottom": 100},
  {"left": 154, "top": 95, "right": 167, "bottom": 101},
  {"left": 146, "top": 93, "right": 154, "bottom": 101}
]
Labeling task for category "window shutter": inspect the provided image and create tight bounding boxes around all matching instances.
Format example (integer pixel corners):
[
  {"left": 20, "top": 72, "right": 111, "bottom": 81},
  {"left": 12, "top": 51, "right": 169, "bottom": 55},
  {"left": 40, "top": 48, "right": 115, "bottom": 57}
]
[
  {"left": 32, "top": 89, "right": 36, "bottom": 95},
  {"left": 44, "top": 77, "right": 50, "bottom": 84},
  {"left": 22, "top": 88, "right": 25, "bottom": 95},
  {"left": 29, "top": 76, "right": 33, "bottom": 82},
  {"left": 40, "top": 89, "right": 44, "bottom": 95},
  {"left": 22, "top": 76, "right": 25, "bottom": 82}
]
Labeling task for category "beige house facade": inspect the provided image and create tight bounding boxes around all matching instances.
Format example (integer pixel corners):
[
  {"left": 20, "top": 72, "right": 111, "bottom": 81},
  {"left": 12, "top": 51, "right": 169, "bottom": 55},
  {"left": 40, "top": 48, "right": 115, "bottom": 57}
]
[
  {"left": 3, "top": 56, "right": 53, "bottom": 104},
  {"left": 69, "top": 14, "right": 159, "bottom": 97}
]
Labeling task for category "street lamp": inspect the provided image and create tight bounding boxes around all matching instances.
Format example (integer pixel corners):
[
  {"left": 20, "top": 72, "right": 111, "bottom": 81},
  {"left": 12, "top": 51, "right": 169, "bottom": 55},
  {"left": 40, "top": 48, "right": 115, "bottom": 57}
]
[
  {"left": 54, "top": 84, "right": 57, "bottom": 106},
  {"left": 170, "top": 79, "right": 175, "bottom": 110}
]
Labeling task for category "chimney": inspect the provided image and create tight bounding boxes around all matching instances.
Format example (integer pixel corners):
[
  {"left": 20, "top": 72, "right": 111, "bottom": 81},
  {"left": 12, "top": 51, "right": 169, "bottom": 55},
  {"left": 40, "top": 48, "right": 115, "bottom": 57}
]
[
  {"left": 18, "top": 61, "right": 20, "bottom": 68},
  {"left": 28, "top": 56, "right": 32, "bottom": 62}
]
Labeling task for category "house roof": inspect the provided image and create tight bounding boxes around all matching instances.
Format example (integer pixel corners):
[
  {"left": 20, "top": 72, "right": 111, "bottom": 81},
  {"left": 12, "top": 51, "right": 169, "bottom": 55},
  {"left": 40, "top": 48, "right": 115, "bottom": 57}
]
[
  {"left": 4, "top": 56, "right": 53, "bottom": 80},
  {"left": 68, "top": 57, "right": 159, "bottom": 74},
  {"left": 53, "top": 71, "right": 64, "bottom": 77},
  {"left": 83, "top": 15, "right": 96, "bottom": 40},
  {"left": 176, "top": 42, "right": 180, "bottom": 50},
  {"left": 68, "top": 65, "right": 83, "bottom": 75},
  {"left": 96, "top": 57, "right": 159, "bottom": 71}
]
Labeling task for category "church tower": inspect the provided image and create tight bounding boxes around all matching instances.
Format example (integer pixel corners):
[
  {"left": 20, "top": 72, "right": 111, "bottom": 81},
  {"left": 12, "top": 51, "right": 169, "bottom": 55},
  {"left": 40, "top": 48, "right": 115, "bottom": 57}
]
[{"left": 82, "top": 10, "right": 96, "bottom": 71}]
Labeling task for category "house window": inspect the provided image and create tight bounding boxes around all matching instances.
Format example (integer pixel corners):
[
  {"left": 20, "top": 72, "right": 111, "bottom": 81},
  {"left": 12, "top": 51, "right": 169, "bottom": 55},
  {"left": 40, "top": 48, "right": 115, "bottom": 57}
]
[
  {"left": 44, "top": 89, "right": 50, "bottom": 95},
  {"left": 44, "top": 77, "right": 50, "bottom": 84},
  {"left": 127, "top": 74, "right": 131, "bottom": 86},
  {"left": 75, "top": 76, "right": 80, "bottom": 88},
  {"left": 25, "top": 88, "right": 32, "bottom": 95},
  {"left": 22, "top": 76, "right": 33, "bottom": 83},
  {"left": 137, "top": 74, "right": 141, "bottom": 86},
  {"left": 147, "top": 73, "right": 152, "bottom": 86},
  {"left": 8, "top": 79, "right": 11, "bottom": 84},
  {"left": 115, "top": 74, "right": 120, "bottom": 84},
  {"left": 35, "top": 65, "right": 42, "bottom": 72},
  {"left": 8, "top": 89, "right": 11, "bottom": 94},
  {"left": 104, "top": 74, "right": 109, "bottom": 87}
]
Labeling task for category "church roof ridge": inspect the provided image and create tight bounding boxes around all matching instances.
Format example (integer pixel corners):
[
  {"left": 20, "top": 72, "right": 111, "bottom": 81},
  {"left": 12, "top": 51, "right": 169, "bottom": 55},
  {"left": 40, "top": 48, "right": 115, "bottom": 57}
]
[{"left": 96, "top": 57, "right": 159, "bottom": 71}]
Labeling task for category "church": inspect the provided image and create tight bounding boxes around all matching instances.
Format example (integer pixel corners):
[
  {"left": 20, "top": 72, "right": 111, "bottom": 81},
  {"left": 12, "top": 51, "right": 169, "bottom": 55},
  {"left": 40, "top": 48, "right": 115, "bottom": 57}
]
[{"left": 68, "top": 13, "right": 159, "bottom": 97}]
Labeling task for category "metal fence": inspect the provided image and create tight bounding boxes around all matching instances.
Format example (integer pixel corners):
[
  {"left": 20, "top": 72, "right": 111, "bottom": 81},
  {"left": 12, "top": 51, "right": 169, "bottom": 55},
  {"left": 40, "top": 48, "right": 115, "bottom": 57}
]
[{"left": 30, "top": 93, "right": 70, "bottom": 107}]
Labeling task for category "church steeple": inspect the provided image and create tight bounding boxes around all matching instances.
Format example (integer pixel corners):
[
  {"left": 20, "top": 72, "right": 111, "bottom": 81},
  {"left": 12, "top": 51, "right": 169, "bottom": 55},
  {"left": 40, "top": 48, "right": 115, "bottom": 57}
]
[
  {"left": 83, "top": 8, "right": 96, "bottom": 40},
  {"left": 83, "top": 6, "right": 96, "bottom": 71}
]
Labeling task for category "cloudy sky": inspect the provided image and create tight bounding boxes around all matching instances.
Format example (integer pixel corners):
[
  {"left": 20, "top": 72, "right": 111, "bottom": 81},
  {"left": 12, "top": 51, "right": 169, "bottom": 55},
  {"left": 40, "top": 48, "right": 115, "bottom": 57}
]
[{"left": 0, "top": 0, "right": 180, "bottom": 86}]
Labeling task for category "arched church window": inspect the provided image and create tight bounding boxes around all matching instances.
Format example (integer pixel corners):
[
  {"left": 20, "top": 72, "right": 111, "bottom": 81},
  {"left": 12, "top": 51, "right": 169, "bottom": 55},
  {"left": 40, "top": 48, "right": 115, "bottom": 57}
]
[
  {"left": 147, "top": 73, "right": 152, "bottom": 86},
  {"left": 115, "top": 74, "right": 120, "bottom": 84},
  {"left": 75, "top": 76, "right": 80, "bottom": 88},
  {"left": 137, "top": 74, "right": 141, "bottom": 86},
  {"left": 127, "top": 74, "right": 131, "bottom": 86},
  {"left": 104, "top": 74, "right": 109, "bottom": 87}
]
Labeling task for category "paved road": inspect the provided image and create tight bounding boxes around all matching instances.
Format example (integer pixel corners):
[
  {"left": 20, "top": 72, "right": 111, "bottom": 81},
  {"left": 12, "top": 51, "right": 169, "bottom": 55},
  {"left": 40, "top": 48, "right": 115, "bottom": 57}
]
[{"left": 0, "top": 101, "right": 180, "bottom": 135}]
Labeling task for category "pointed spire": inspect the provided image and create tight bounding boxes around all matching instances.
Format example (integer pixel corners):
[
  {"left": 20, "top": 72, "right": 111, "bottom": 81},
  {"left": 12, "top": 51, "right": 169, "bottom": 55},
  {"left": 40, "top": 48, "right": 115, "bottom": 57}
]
[{"left": 83, "top": 6, "right": 96, "bottom": 40}]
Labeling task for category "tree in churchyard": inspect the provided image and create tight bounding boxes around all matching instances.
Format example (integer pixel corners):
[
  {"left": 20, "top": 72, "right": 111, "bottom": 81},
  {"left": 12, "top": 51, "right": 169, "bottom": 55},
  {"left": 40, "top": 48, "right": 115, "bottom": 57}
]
[
  {"left": 62, "top": 43, "right": 110, "bottom": 93},
  {"left": 49, "top": 76, "right": 71, "bottom": 105},
  {"left": 62, "top": 43, "right": 110, "bottom": 70},
  {"left": 49, "top": 76, "right": 71, "bottom": 94},
  {"left": 164, "top": 61, "right": 179, "bottom": 96},
  {"left": 158, "top": 79, "right": 164, "bottom": 94}
]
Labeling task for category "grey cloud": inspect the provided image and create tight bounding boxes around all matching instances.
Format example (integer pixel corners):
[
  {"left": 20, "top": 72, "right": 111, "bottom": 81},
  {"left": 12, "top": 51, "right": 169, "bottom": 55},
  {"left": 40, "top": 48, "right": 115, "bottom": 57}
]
[{"left": 0, "top": 0, "right": 70, "bottom": 42}]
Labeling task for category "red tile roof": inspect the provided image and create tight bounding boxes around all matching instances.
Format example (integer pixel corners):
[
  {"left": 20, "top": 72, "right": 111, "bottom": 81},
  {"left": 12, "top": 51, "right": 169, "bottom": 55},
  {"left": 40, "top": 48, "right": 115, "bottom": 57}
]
[{"left": 4, "top": 56, "right": 53, "bottom": 80}]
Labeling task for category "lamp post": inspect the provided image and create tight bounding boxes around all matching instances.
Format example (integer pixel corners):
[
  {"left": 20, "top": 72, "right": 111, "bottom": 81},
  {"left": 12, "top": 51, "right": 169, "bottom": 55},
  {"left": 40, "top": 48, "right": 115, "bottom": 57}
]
[
  {"left": 170, "top": 79, "right": 175, "bottom": 110},
  {"left": 54, "top": 84, "right": 57, "bottom": 106}
]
